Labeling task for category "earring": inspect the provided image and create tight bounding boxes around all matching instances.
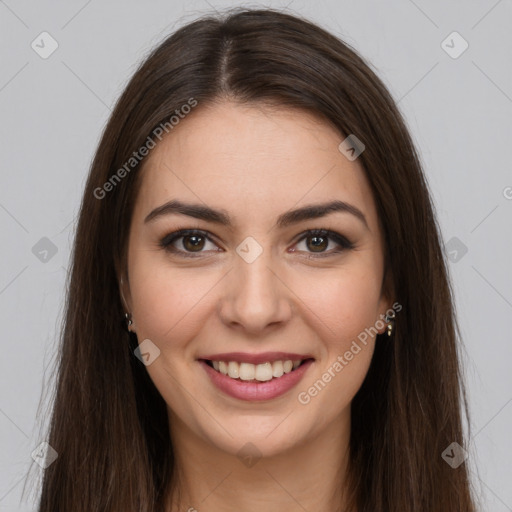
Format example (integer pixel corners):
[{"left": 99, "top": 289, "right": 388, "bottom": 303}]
[
  {"left": 125, "top": 312, "right": 133, "bottom": 331},
  {"left": 384, "top": 310, "right": 395, "bottom": 337}
]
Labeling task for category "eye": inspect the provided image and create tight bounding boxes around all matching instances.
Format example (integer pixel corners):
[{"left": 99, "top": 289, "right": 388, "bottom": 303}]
[
  {"left": 159, "top": 228, "right": 354, "bottom": 258},
  {"left": 291, "top": 229, "right": 354, "bottom": 257},
  {"left": 159, "top": 229, "right": 219, "bottom": 258}
]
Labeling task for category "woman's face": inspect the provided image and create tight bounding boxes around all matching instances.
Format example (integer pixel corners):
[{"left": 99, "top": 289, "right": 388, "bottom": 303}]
[{"left": 122, "top": 101, "right": 391, "bottom": 458}]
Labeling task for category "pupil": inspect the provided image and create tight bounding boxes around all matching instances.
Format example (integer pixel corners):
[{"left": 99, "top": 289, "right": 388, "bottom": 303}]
[
  {"left": 184, "top": 235, "right": 204, "bottom": 251},
  {"left": 308, "top": 235, "right": 327, "bottom": 252}
]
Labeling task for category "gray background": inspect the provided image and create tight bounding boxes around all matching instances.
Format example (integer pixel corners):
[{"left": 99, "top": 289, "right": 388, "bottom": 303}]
[{"left": 1, "top": 0, "right": 511, "bottom": 510}]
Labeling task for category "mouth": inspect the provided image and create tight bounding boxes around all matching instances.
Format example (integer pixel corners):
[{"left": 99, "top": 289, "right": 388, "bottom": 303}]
[
  {"left": 200, "top": 358, "right": 313, "bottom": 382},
  {"left": 197, "top": 352, "right": 315, "bottom": 401}
]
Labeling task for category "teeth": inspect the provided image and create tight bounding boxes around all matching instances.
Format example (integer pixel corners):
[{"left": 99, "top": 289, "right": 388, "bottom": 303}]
[
  {"left": 210, "top": 359, "right": 304, "bottom": 381},
  {"left": 239, "top": 362, "right": 255, "bottom": 381},
  {"left": 228, "top": 361, "right": 239, "bottom": 379},
  {"left": 272, "top": 360, "right": 283, "bottom": 377},
  {"left": 255, "top": 362, "right": 273, "bottom": 381}
]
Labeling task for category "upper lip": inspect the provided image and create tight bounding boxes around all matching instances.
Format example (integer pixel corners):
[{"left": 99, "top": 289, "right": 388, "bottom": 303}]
[{"left": 198, "top": 352, "right": 314, "bottom": 365}]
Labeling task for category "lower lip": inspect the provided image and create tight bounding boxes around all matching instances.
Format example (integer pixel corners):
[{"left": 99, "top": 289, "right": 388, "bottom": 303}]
[{"left": 199, "top": 359, "right": 314, "bottom": 401}]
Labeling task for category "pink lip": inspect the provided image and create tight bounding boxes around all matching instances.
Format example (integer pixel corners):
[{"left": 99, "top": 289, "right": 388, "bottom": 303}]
[
  {"left": 199, "top": 359, "right": 314, "bottom": 401},
  {"left": 198, "top": 351, "right": 313, "bottom": 365}
]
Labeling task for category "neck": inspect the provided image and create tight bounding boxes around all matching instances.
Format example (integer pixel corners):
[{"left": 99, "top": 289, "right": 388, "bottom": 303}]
[{"left": 165, "top": 411, "right": 352, "bottom": 512}]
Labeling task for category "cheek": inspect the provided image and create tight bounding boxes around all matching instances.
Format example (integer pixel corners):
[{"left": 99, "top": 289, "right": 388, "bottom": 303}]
[
  {"left": 289, "top": 261, "right": 382, "bottom": 404},
  {"left": 294, "top": 262, "right": 383, "bottom": 342},
  {"left": 128, "top": 255, "right": 218, "bottom": 343},
  {"left": 294, "top": 272, "right": 380, "bottom": 414}
]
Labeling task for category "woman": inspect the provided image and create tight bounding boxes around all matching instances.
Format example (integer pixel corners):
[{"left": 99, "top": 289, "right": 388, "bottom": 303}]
[{"left": 35, "top": 7, "right": 477, "bottom": 511}]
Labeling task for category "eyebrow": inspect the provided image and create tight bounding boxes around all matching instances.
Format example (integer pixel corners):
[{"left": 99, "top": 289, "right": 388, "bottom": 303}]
[{"left": 144, "top": 199, "right": 369, "bottom": 230}]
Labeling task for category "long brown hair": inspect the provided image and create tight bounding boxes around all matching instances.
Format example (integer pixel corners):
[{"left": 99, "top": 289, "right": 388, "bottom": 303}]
[{"left": 32, "top": 7, "right": 477, "bottom": 511}]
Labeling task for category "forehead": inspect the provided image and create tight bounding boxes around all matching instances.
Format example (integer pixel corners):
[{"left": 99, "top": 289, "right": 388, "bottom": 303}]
[{"left": 134, "top": 101, "right": 379, "bottom": 231}]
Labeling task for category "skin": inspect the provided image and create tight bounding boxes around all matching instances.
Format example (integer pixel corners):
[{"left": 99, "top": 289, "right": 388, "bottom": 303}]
[{"left": 121, "top": 101, "right": 393, "bottom": 512}]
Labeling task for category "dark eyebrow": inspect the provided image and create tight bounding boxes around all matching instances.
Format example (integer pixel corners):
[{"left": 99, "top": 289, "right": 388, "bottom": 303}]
[{"left": 144, "top": 199, "right": 369, "bottom": 230}]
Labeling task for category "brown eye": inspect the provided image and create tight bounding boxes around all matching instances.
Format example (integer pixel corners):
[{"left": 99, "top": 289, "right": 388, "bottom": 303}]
[
  {"left": 293, "top": 229, "right": 354, "bottom": 257},
  {"left": 182, "top": 234, "right": 206, "bottom": 252},
  {"left": 160, "top": 228, "right": 354, "bottom": 259},
  {"left": 160, "top": 229, "right": 219, "bottom": 257},
  {"left": 306, "top": 235, "right": 329, "bottom": 252}
]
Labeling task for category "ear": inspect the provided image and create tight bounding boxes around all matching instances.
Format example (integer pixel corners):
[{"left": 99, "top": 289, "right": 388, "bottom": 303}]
[
  {"left": 376, "top": 266, "right": 396, "bottom": 335},
  {"left": 119, "top": 273, "right": 132, "bottom": 313}
]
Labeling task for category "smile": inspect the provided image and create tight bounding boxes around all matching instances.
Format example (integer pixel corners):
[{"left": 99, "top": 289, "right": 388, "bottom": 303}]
[
  {"left": 198, "top": 352, "right": 315, "bottom": 401},
  {"left": 206, "top": 359, "right": 305, "bottom": 381}
]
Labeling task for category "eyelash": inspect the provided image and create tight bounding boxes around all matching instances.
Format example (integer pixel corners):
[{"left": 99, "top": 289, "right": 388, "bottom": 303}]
[{"left": 159, "top": 228, "right": 355, "bottom": 259}]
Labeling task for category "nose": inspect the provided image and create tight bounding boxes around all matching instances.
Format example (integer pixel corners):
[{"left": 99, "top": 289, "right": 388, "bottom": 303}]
[{"left": 217, "top": 248, "right": 292, "bottom": 334}]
